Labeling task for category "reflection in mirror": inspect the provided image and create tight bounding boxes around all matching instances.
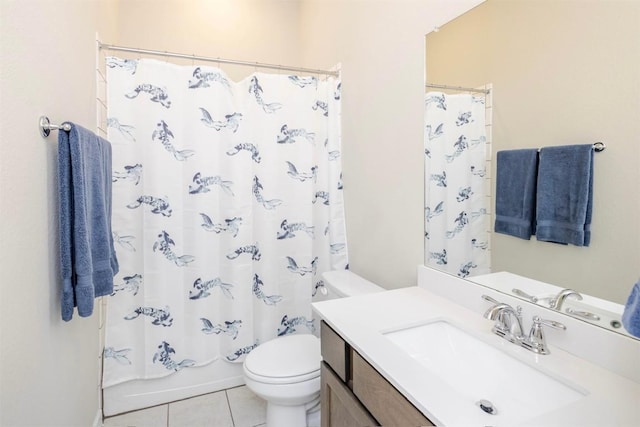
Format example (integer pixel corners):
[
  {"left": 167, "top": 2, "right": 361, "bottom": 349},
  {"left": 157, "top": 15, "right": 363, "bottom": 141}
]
[
  {"left": 471, "top": 271, "right": 636, "bottom": 339},
  {"left": 424, "top": 87, "right": 492, "bottom": 279},
  {"left": 424, "top": 0, "right": 640, "bottom": 338}
]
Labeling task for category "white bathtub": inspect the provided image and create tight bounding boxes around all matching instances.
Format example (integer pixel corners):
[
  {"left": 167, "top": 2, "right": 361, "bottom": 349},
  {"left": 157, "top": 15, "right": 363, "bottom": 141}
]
[{"left": 102, "top": 360, "right": 245, "bottom": 416}]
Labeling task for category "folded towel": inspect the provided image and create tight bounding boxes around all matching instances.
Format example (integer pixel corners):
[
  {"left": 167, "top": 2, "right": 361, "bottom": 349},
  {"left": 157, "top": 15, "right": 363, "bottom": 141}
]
[
  {"left": 622, "top": 279, "right": 640, "bottom": 338},
  {"left": 494, "top": 149, "right": 539, "bottom": 239},
  {"left": 58, "top": 123, "right": 119, "bottom": 321},
  {"left": 536, "top": 144, "right": 593, "bottom": 246}
]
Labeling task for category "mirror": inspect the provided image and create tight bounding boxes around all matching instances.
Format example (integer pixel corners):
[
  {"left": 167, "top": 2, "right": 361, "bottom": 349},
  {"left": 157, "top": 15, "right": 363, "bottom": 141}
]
[{"left": 424, "top": 0, "right": 640, "bottom": 338}]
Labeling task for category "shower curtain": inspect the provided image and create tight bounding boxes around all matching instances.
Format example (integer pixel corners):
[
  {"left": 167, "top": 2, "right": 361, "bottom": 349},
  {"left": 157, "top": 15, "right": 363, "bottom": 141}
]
[
  {"left": 424, "top": 92, "right": 489, "bottom": 278},
  {"left": 103, "top": 57, "right": 347, "bottom": 387}
]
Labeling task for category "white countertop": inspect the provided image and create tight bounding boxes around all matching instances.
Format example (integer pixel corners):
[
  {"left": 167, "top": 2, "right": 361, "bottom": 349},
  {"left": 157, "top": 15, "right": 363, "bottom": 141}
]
[{"left": 312, "top": 286, "right": 640, "bottom": 427}]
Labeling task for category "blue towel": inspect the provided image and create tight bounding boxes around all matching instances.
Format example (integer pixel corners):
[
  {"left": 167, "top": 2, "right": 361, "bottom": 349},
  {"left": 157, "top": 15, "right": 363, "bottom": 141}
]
[
  {"left": 494, "top": 149, "right": 539, "bottom": 239},
  {"left": 622, "top": 279, "right": 640, "bottom": 338},
  {"left": 536, "top": 144, "right": 593, "bottom": 246},
  {"left": 58, "top": 123, "right": 119, "bottom": 321}
]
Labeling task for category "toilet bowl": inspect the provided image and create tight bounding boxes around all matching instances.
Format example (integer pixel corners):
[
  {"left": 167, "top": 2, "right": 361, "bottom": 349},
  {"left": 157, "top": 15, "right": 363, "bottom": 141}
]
[
  {"left": 243, "top": 270, "right": 384, "bottom": 427},
  {"left": 243, "top": 334, "right": 321, "bottom": 427}
]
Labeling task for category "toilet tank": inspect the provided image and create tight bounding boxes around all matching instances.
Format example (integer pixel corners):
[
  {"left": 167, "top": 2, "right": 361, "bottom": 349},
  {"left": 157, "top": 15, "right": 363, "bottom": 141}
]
[{"left": 321, "top": 270, "right": 385, "bottom": 298}]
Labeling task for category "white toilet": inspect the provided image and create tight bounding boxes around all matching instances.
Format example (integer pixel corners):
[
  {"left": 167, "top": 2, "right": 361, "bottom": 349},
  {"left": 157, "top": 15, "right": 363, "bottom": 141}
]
[{"left": 242, "top": 270, "right": 384, "bottom": 427}]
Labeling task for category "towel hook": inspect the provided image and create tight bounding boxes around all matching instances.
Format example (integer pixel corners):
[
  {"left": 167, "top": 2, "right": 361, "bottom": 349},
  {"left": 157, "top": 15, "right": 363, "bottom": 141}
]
[{"left": 39, "top": 116, "right": 71, "bottom": 138}]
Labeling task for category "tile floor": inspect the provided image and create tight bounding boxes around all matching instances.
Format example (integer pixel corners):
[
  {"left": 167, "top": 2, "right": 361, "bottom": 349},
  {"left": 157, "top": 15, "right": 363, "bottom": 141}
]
[{"left": 103, "top": 385, "right": 267, "bottom": 427}]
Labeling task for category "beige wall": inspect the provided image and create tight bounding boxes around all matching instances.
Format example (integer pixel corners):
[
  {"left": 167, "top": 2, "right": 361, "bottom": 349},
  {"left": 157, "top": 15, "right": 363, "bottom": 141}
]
[
  {"left": 0, "top": 0, "right": 483, "bottom": 424},
  {"left": 298, "top": 0, "right": 484, "bottom": 288},
  {"left": 0, "top": 1, "right": 118, "bottom": 426},
  {"left": 426, "top": 0, "right": 640, "bottom": 303},
  {"left": 113, "top": 0, "right": 304, "bottom": 81}
]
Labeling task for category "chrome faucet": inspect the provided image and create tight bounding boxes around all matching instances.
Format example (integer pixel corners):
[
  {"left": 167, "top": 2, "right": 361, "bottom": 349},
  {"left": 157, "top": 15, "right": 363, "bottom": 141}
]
[
  {"left": 482, "top": 295, "right": 566, "bottom": 354},
  {"left": 521, "top": 316, "right": 567, "bottom": 355},
  {"left": 483, "top": 300, "right": 525, "bottom": 343},
  {"left": 550, "top": 288, "right": 582, "bottom": 311}
]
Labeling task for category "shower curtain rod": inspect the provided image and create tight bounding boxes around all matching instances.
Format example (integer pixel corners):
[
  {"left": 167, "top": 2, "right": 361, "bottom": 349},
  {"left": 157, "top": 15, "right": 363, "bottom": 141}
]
[
  {"left": 98, "top": 42, "right": 340, "bottom": 77},
  {"left": 425, "top": 82, "right": 490, "bottom": 95}
]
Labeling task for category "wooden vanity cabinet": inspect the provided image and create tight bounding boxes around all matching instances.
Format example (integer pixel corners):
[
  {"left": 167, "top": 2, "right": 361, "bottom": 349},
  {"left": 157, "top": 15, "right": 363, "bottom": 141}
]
[
  {"left": 320, "top": 321, "right": 434, "bottom": 427},
  {"left": 321, "top": 362, "right": 377, "bottom": 427}
]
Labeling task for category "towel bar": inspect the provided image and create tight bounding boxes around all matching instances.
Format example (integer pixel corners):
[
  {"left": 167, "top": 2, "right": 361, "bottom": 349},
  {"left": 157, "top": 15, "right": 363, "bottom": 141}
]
[
  {"left": 537, "top": 142, "right": 606, "bottom": 153},
  {"left": 39, "top": 116, "right": 71, "bottom": 138}
]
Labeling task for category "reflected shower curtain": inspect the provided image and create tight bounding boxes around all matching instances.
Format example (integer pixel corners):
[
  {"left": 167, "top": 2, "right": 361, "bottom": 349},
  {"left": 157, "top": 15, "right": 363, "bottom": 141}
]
[
  {"left": 103, "top": 57, "right": 347, "bottom": 387},
  {"left": 424, "top": 92, "right": 489, "bottom": 278}
]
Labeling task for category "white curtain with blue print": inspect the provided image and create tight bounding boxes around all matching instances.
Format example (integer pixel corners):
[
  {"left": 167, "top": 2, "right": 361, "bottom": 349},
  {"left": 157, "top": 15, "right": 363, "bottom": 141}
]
[
  {"left": 424, "top": 92, "right": 490, "bottom": 279},
  {"left": 103, "top": 57, "right": 346, "bottom": 387}
]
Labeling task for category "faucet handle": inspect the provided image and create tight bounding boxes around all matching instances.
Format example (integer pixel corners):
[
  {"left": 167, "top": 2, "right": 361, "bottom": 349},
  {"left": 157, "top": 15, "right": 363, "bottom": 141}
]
[
  {"left": 523, "top": 316, "right": 566, "bottom": 355},
  {"left": 535, "top": 316, "right": 566, "bottom": 331},
  {"left": 481, "top": 294, "right": 501, "bottom": 304},
  {"left": 512, "top": 288, "right": 538, "bottom": 303},
  {"left": 565, "top": 307, "right": 601, "bottom": 321}
]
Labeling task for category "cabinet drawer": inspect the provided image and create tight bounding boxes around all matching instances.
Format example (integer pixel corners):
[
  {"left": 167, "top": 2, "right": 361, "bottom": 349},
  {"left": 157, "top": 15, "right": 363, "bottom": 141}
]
[
  {"left": 352, "top": 352, "right": 434, "bottom": 427},
  {"left": 321, "top": 321, "right": 348, "bottom": 382},
  {"left": 321, "top": 362, "right": 379, "bottom": 427}
]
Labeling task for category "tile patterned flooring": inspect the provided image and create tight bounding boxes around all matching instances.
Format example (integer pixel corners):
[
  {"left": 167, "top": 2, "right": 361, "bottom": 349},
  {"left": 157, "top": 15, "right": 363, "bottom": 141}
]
[{"left": 103, "top": 385, "right": 267, "bottom": 427}]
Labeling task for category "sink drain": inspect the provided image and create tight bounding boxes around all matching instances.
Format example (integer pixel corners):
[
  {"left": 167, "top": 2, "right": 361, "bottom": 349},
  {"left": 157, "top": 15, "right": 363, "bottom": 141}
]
[{"left": 476, "top": 399, "right": 497, "bottom": 415}]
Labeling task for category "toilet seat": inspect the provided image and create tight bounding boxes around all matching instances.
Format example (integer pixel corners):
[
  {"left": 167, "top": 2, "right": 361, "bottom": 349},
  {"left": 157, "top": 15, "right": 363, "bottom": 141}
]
[{"left": 244, "top": 334, "right": 321, "bottom": 385}]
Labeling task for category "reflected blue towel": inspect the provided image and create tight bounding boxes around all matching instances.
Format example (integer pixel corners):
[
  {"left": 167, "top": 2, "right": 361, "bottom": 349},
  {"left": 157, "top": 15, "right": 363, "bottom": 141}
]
[
  {"left": 536, "top": 144, "right": 593, "bottom": 246},
  {"left": 494, "top": 149, "right": 539, "bottom": 240},
  {"left": 58, "top": 123, "right": 119, "bottom": 321},
  {"left": 622, "top": 280, "right": 640, "bottom": 338}
]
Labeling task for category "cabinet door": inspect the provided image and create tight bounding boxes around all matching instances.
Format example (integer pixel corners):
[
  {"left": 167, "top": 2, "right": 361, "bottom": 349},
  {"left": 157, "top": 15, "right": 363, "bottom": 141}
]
[
  {"left": 321, "top": 362, "right": 379, "bottom": 427},
  {"left": 321, "top": 321, "right": 348, "bottom": 382},
  {"left": 352, "top": 352, "right": 434, "bottom": 427}
]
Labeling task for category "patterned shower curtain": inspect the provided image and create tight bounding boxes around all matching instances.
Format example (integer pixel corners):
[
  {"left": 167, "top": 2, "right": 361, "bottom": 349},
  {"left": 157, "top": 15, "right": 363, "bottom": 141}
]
[
  {"left": 424, "top": 92, "right": 489, "bottom": 278},
  {"left": 103, "top": 57, "right": 347, "bottom": 387}
]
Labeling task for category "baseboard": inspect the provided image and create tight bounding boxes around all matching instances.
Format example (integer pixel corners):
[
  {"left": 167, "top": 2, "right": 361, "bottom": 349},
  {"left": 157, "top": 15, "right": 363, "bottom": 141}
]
[
  {"left": 103, "top": 361, "right": 245, "bottom": 416},
  {"left": 93, "top": 409, "right": 102, "bottom": 427}
]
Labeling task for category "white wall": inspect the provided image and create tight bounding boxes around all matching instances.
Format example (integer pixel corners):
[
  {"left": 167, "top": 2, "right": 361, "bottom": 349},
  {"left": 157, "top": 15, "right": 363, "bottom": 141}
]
[{"left": 0, "top": 1, "right": 118, "bottom": 426}]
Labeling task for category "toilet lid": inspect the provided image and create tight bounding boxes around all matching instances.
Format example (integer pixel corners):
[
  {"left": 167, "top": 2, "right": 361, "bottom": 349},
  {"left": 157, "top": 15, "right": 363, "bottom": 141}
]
[{"left": 244, "top": 334, "right": 321, "bottom": 382}]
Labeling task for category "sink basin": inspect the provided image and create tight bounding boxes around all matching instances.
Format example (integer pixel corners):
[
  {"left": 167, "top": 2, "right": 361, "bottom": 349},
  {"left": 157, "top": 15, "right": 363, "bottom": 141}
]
[{"left": 384, "top": 320, "right": 587, "bottom": 425}]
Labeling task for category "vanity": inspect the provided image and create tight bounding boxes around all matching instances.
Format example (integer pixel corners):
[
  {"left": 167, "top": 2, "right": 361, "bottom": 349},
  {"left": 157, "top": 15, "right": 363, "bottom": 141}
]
[
  {"left": 329, "top": 3, "right": 639, "bottom": 425},
  {"left": 320, "top": 320, "right": 433, "bottom": 426},
  {"left": 312, "top": 267, "right": 640, "bottom": 426}
]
